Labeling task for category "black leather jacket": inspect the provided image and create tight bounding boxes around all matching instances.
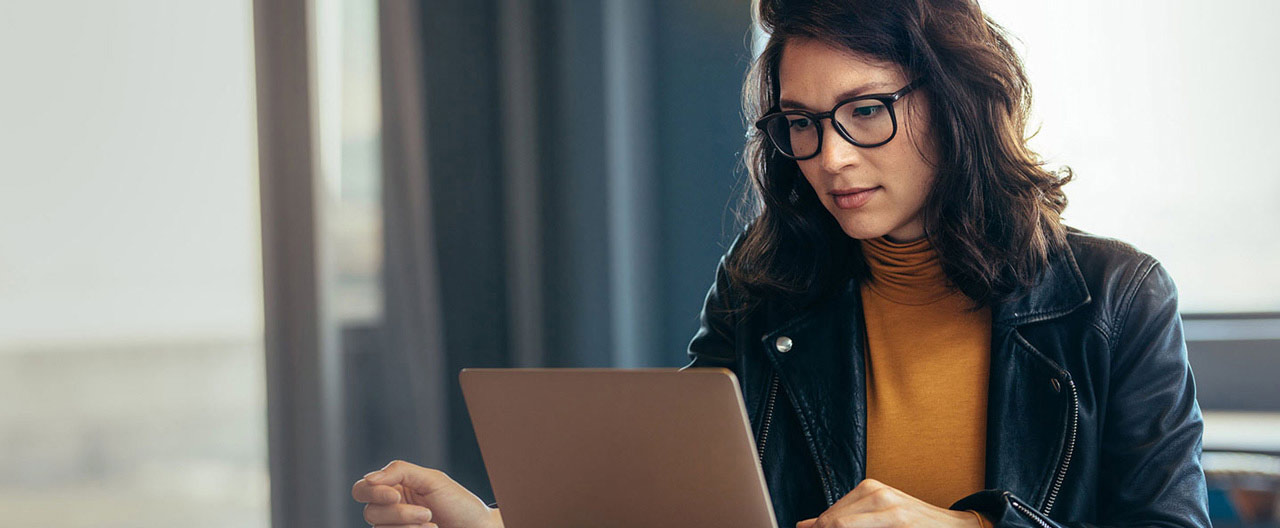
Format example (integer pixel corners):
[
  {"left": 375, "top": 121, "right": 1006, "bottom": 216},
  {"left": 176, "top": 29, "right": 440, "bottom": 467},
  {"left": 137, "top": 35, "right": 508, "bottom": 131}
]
[{"left": 683, "top": 227, "right": 1210, "bottom": 528}]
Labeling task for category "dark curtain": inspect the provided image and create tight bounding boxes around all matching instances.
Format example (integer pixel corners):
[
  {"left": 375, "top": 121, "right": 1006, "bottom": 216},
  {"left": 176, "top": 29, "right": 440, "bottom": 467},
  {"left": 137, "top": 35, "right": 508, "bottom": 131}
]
[{"left": 345, "top": 1, "right": 753, "bottom": 524}]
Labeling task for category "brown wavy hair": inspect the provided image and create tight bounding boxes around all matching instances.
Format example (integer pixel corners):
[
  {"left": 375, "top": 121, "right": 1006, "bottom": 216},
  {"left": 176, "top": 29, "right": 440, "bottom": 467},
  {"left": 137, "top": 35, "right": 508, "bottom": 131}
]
[{"left": 725, "top": 0, "right": 1072, "bottom": 313}]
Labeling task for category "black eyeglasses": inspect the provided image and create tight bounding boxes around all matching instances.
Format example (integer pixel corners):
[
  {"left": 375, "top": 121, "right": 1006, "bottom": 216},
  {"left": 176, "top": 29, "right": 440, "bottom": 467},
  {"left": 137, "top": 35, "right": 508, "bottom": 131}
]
[{"left": 754, "top": 79, "right": 926, "bottom": 160}]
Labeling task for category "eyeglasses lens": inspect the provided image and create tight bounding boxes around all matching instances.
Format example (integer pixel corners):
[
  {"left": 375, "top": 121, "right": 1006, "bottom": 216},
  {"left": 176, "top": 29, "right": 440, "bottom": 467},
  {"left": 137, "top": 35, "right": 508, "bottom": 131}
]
[
  {"left": 835, "top": 100, "right": 893, "bottom": 146},
  {"left": 763, "top": 99, "right": 894, "bottom": 158}
]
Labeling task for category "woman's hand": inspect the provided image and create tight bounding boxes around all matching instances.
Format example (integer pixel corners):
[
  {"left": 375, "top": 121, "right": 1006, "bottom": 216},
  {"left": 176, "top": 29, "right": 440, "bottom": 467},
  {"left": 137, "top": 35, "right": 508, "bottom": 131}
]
[
  {"left": 796, "top": 479, "right": 984, "bottom": 528},
  {"left": 351, "top": 460, "right": 504, "bottom": 528}
]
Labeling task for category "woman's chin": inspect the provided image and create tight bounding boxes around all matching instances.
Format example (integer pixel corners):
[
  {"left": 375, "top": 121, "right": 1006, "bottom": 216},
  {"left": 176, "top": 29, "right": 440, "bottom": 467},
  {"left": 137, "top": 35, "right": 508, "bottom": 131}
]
[
  {"left": 830, "top": 215, "right": 891, "bottom": 241},
  {"left": 823, "top": 204, "right": 922, "bottom": 242}
]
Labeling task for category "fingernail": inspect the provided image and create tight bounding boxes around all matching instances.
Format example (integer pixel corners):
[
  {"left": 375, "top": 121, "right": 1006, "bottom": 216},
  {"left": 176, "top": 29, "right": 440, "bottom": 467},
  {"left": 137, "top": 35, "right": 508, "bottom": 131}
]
[
  {"left": 364, "top": 471, "right": 384, "bottom": 482},
  {"left": 415, "top": 509, "right": 433, "bottom": 522}
]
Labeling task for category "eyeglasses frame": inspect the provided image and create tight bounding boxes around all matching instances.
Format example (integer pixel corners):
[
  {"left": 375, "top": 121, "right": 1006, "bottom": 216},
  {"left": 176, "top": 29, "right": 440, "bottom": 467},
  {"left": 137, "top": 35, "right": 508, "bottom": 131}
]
[{"left": 754, "top": 78, "right": 927, "bottom": 160}]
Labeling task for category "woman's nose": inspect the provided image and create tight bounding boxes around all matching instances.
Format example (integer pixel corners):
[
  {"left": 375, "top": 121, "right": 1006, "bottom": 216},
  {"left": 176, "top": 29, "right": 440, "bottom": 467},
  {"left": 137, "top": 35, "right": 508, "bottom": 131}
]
[{"left": 817, "top": 119, "right": 862, "bottom": 173}]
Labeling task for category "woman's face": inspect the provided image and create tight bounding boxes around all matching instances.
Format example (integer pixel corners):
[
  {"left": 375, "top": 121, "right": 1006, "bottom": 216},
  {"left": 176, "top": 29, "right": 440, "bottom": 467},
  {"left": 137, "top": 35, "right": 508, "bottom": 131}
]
[{"left": 777, "top": 38, "right": 938, "bottom": 242}]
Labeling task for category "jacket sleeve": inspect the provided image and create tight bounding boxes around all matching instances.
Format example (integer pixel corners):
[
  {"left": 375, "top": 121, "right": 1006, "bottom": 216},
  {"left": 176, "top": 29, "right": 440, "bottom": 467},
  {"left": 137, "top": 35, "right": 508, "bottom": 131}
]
[{"left": 952, "top": 260, "right": 1211, "bottom": 528}]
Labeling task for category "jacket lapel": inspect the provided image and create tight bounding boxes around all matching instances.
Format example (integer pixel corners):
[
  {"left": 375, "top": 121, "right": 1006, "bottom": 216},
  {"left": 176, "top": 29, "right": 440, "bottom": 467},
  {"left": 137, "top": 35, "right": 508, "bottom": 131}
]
[
  {"left": 760, "top": 277, "right": 866, "bottom": 506},
  {"left": 983, "top": 325, "right": 1077, "bottom": 508},
  {"left": 984, "top": 242, "right": 1091, "bottom": 507}
]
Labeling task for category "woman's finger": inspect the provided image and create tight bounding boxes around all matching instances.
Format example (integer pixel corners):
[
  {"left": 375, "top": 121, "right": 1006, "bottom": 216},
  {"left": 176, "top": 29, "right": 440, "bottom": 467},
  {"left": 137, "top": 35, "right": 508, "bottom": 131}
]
[
  {"left": 364, "top": 503, "right": 433, "bottom": 525},
  {"left": 370, "top": 524, "right": 437, "bottom": 528},
  {"left": 352, "top": 480, "right": 404, "bottom": 504},
  {"left": 365, "top": 460, "right": 453, "bottom": 495}
]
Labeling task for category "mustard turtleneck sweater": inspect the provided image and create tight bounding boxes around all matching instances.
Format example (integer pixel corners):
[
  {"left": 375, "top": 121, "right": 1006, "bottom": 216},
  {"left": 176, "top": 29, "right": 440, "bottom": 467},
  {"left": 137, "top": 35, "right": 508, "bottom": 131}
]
[{"left": 860, "top": 235, "right": 992, "bottom": 514}]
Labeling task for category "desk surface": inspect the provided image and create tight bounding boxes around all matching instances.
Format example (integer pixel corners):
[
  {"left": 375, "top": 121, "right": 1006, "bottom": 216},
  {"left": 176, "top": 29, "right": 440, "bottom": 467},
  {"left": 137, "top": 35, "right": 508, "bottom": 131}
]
[{"left": 1202, "top": 411, "right": 1280, "bottom": 453}]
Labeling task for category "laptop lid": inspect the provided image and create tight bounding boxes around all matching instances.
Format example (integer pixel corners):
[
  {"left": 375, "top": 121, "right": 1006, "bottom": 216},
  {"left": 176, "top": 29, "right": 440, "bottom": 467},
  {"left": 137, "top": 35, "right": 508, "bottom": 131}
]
[{"left": 460, "top": 367, "right": 778, "bottom": 528}]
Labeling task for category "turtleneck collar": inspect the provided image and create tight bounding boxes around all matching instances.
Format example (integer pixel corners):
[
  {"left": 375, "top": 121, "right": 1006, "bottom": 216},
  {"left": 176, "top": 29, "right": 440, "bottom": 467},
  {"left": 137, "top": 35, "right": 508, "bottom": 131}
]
[{"left": 859, "top": 235, "right": 957, "bottom": 305}]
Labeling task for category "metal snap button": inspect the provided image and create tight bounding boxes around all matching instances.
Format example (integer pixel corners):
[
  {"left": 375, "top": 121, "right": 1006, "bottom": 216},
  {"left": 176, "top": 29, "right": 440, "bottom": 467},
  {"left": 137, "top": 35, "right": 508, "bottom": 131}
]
[
  {"left": 775, "top": 336, "right": 793, "bottom": 353},
  {"left": 1050, "top": 378, "right": 1061, "bottom": 392}
]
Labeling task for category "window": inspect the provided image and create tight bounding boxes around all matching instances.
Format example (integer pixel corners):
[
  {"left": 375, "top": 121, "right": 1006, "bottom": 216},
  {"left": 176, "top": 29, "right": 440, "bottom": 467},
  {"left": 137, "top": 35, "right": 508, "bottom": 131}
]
[{"left": 0, "top": 2, "right": 268, "bottom": 526}]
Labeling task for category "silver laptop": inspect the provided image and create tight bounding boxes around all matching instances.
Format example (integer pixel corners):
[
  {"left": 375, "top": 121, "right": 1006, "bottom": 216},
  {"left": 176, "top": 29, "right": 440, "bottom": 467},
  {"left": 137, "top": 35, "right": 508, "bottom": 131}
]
[{"left": 460, "top": 368, "right": 778, "bottom": 528}]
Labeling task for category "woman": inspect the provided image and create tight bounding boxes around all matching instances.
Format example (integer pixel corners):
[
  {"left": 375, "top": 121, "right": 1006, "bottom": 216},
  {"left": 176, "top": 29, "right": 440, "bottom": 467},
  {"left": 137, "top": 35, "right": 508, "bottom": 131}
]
[{"left": 352, "top": 0, "right": 1210, "bottom": 526}]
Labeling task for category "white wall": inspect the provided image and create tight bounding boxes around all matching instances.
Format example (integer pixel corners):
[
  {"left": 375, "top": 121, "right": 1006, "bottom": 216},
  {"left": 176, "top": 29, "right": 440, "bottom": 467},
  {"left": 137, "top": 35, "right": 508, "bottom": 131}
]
[{"left": 981, "top": 0, "right": 1280, "bottom": 313}]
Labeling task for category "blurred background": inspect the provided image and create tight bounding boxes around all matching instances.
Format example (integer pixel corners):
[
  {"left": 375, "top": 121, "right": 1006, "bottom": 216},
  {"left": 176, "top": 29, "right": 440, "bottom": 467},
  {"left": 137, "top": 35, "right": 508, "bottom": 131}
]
[{"left": 0, "top": 1, "right": 1276, "bottom": 527}]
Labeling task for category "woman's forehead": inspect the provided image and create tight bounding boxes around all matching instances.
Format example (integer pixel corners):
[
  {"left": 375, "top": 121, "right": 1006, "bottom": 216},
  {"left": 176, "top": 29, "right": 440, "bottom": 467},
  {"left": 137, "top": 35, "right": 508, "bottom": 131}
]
[{"left": 777, "top": 38, "right": 905, "bottom": 110}]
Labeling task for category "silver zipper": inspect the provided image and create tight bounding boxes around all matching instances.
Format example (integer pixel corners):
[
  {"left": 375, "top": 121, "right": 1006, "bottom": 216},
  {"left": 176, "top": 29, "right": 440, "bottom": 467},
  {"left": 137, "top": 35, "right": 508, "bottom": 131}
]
[
  {"left": 816, "top": 458, "right": 834, "bottom": 506},
  {"left": 1042, "top": 376, "right": 1079, "bottom": 515},
  {"left": 756, "top": 371, "right": 835, "bottom": 505},
  {"left": 1009, "top": 494, "right": 1053, "bottom": 528},
  {"left": 757, "top": 373, "right": 779, "bottom": 461}
]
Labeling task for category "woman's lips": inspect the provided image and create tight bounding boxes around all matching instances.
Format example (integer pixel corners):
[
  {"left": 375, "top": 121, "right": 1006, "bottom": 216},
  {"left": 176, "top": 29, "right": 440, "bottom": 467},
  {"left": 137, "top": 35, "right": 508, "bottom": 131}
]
[{"left": 832, "top": 186, "right": 880, "bottom": 209}]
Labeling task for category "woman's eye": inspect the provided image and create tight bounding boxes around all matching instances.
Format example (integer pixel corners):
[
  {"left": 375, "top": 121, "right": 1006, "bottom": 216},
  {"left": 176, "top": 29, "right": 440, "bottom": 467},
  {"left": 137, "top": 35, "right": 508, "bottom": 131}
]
[
  {"left": 851, "top": 105, "right": 882, "bottom": 118},
  {"left": 789, "top": 117, "right": 813, "bottom": 130}
]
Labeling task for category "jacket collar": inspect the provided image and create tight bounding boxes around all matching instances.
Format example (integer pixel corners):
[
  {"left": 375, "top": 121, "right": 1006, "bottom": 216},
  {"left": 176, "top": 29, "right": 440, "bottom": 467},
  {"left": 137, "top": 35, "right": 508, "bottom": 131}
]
[
  {"left": 764, "top": 237, "right": 1093, "bottom": 336},
  {"left": 990, "top": 240, "right": 1092, "bottom": 326}
]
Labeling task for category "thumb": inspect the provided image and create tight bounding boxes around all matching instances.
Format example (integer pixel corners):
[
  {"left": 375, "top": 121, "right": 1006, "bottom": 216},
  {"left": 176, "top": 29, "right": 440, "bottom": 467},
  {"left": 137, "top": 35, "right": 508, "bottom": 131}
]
[
  {"left": 365, "top": 460, "right": 452, "bottom": 495},
  {"left": 796, "top": 518, "right": 817, "bottom": 528}
]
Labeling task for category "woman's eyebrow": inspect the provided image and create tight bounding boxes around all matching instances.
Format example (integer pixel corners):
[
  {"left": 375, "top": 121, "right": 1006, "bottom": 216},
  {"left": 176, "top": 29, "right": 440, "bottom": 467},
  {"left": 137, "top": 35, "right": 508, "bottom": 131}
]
[{"left": 779, "top": 81, "right": 894, "bottom": 110}]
